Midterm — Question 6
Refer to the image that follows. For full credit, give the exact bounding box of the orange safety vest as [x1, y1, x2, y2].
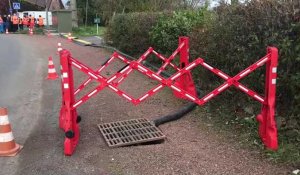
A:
[23, 17, 29, 25]
[12, 16, 18, 25]
[30, 17, 35, 24]
[38, 17, 44, 26]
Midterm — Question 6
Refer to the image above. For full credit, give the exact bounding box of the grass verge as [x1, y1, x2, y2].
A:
[72, 26, 106, 37]
[195, 102, 300, 167]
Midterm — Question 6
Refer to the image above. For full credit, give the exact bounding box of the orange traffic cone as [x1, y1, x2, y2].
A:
[47, 30, 51, 37]
[30, 29, 33, 35]
[57, 43, 62, 55]
[67, 33, 72, 42]
[5, 29, 8, 34]
[0, 107, 23, 157]
[46, 56, 59, 80]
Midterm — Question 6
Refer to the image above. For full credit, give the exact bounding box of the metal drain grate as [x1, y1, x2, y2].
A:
[98, 118, 165, 147]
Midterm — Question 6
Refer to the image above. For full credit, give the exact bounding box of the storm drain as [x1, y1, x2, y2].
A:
[98, 118, 166, 147]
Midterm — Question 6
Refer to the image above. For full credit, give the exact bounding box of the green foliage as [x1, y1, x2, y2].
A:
[104, 0, 300, 165]
[105, 12, 160, 56]
[72, 26, 106, 37]
[189, 0, 300, 164]
[150, 8, 211, 54]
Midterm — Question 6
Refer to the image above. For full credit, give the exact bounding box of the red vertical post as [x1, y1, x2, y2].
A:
[60, 50, 80, 156]
[256, 47, 278, 150]
[173, 37, 197, 99]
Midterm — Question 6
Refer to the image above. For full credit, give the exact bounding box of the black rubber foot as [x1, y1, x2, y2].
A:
[76, 115, 82, 123]
[65, 130, 75, 138]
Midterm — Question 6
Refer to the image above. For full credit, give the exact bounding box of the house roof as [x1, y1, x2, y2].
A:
[24, 0, 64, 9]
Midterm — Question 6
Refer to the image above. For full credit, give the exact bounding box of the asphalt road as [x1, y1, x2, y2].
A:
[0, 34, 107, 175]
[0, 34, 46, 175]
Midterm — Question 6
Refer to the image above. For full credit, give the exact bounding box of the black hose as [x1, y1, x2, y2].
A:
[152, 90, 200, 127]
[152, 101, 198, 127]
[90, 42, 200, 126]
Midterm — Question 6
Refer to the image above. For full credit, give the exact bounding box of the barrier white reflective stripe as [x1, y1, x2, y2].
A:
[88, 89, 98, 97]
[272, 67, 277, 73]
[238, 85, 249, 92]
[218, 72, 229, 79]
[49, 61, 54, 65]
[170, 63, 177, 68]
[152, 74, 162, 81]
[107, 75, 117, 83]
[0, 115, 9, 125]
[73, 100, 83, 108]
[57, 48, 62, 51]
[153, 85, 163, 92]
[171, 85, 181, 92]
[239, 69, 251, 78]
[88, 72, 98, 79]
[204, 94, 214, 101]
[159, 55, 166, 60]
[203, 63, 213, 70]
[118, 56, 126, 62]
[218, 84, 229, 92]
[74, 89, 80, 95]
[185, 94, 196, 101]
[64, 83, 69, 89]
[117, 77, 125, 83]
[144, 50, 150, 56]
[254, 95, 264, 102]
[171, 51, 177, 58]
[272, 79, 276, 84]
[99, 66, 106, 72]
[108, 85, 118, 92]
[185, 63, 196, 71]
[122, 94, 132, 101]
[0, 132, 14, 142]
[48, 69, 56, 73]
[63, 73, 68, 78]
[84, 79, 91, 86]
[178, 43, 184, 49]
[171, 72, 182, 80]
[126, 69, 133, 75]
[137, 65, 147, 72]
[58, 43, 62, 46]
[72, 62, 82, 69]
[139, 94, 149, 101]
[257, 57, 268, 66]
[120, 66, 130, 74]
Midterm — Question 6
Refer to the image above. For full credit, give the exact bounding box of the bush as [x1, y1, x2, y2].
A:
[150, 8, 211, 54]
[190, 0, 300, 153]
[105, 12, 160, 56]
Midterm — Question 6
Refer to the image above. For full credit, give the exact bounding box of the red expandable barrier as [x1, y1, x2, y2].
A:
[59, 37, 278, 155]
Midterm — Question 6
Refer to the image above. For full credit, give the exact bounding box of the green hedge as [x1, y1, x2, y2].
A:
[149, 9, 211, 54]
[105, 1, 300, 164]
[105, 12, 160, 56]
[190, 0, 300, 140]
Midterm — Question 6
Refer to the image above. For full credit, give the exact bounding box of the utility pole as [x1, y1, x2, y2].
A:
[70, 0, 78, 27]
[8, 0, 12, 14]
[46, 0, 53, 29]
[85, 0, 88, 28]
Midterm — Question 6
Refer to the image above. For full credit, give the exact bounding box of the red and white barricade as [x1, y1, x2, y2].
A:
[59, 37, 278, 155]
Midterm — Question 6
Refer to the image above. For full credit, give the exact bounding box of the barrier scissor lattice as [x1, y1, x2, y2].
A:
[59, 37, 278, 156]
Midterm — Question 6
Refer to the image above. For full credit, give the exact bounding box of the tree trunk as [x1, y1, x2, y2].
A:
[70, 0, 78, 27]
